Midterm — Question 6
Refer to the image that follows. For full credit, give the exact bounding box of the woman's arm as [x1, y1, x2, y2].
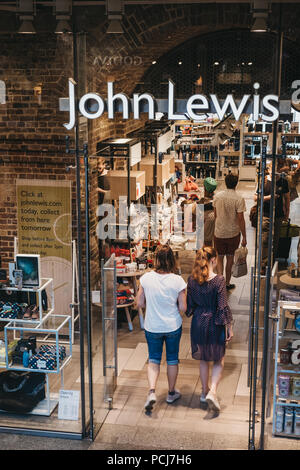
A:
[177, 289, 187, 314]
[136, 285, 146, 309]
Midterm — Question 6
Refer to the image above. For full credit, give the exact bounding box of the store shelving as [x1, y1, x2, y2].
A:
[0, 275, 72, 416]
[0, 278, 54, 323]
[272, 301, 300, 438]
[0, 314, 73, 417]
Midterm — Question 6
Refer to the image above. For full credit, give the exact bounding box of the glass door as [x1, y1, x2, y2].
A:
[101, 256, 118, 409]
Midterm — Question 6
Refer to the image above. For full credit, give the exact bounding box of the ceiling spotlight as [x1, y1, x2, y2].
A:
[152, 61, 157, 65]
[214, 61, 219, 66]
[251, 1, 269, 33]
[178, 61, 182, 65]
[18, 0, 36, 34]
[248, 62, 253, 66]
[106, 0, 124, 34]
[54, 0, 72, 34]
[251, 16, 268, 32]
[55, 18, 72, 33]
[18, 18, 36, 34]
[106, 19, 124, 34]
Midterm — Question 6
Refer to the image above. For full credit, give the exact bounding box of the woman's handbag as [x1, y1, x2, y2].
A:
[249, 204, 257, 228]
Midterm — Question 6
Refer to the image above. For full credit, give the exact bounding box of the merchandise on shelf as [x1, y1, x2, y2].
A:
[0, 370, 46, 414]
[28, 345, 66, 371]
[12, 336, 37, 365]
[0, 301, 25, 320]
[117, 289, 135, 306]
[274, 403, 300, 436]
[0, 340, 18, 367]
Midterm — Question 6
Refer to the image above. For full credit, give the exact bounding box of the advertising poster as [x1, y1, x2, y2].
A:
[16, 180, 72, 315]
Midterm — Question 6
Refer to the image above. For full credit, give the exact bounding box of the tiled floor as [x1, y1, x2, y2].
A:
[89, 180, 300, 451]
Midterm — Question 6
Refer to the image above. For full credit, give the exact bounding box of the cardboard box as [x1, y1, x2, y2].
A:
[105, 170, 145, 200]
[139, 158, 170, 186]
[164, 154, 175, 174]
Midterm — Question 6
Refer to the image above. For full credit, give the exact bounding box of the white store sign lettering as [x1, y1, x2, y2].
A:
[63, 78, 300, 130]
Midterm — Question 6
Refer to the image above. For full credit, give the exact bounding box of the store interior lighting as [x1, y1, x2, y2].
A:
[18, 18, 36, 33]
[18, 0, 36, 34]
[54, 0, 72, 34]
[250, 1, 269, 32]
[106, 0, 124, 34]
[251, 15, 268, 32]
[106, 18, 124, 34]
[55, 18, 72, 33]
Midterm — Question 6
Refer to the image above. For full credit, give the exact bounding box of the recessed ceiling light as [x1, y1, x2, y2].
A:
[214, 61, 219, 66]
[248, 62, 253, 66]
[178, 61, 182, 65]
[152, 60, 157, 65]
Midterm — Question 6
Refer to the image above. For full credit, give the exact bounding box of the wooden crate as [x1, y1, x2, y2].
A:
[104, 170, 145, 200]
[139, 158, 170, 186]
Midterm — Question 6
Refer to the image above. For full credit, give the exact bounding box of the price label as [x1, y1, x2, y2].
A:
[58, 390, 80, 421]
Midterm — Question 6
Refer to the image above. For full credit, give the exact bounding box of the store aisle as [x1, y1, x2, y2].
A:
[90, 182, 257, 450]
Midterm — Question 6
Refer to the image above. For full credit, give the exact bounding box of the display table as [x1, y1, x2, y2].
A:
[94, 302, 135, 332]
[117, 269, 152, 330]
[280, 274, 300, 288]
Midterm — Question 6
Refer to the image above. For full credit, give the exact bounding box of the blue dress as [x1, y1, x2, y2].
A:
[187, 275, 232, 362]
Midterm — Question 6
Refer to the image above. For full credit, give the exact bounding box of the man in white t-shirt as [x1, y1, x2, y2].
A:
[213, 173, 247, 290]
[136, 245, 187, 413]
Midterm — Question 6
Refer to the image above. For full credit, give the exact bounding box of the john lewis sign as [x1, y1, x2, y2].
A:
[63, 78, 300, 130]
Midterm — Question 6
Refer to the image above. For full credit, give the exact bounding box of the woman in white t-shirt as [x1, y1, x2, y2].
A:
[137, 245, 187, 413]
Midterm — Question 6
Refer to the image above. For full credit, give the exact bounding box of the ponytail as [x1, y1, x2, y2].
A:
[192, 246, 217, 285]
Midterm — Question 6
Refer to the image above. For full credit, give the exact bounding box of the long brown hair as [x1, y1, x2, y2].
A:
[192, 246, 217, 285]
[155, 245, 176, 273]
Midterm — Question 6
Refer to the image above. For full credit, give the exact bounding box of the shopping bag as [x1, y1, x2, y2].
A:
[232, 246, 248, 278]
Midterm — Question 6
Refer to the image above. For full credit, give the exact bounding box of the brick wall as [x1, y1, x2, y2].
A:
[1, 1, 300, 285]
[0, 33, 76, 268]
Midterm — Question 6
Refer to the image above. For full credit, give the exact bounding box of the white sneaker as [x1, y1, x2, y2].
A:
[166, 390, 181, 404]
[205, 390, 220, 412]
[144, 392, 156, 412]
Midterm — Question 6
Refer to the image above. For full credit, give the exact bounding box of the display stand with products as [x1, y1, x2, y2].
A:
[0, 314, 72, 416]
[272, 300, 300, 438]
[98, 137, 145, 255]
[0, 256, 73, 417]
[0, 278, 54, 324]
[128, 120, 175, 205]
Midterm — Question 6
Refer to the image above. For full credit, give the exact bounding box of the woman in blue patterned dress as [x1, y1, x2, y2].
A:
[187, 246, 233, 413]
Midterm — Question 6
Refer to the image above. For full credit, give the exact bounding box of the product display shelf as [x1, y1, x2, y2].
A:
[272, 301, 300, 438]
[0, 278, 54, 324]
[4, 314, 72, 374]
[0, 315, 72, 417]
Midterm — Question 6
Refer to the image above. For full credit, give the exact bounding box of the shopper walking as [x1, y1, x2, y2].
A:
[199, 177, 218, 246]
[136, 245, 187, 412]
[213, 173, 247, 290]
[254, 167, 290, 274]
[187, 246, 233, 414]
